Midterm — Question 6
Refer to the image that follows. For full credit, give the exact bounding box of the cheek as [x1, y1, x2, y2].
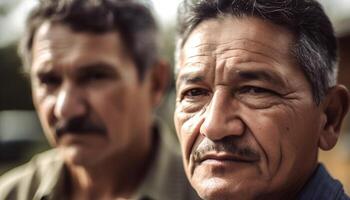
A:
[280, 109, 321, 164]
[246, 105, 321, 181]
[34, 94, 57, 144]
[34, 94, 54, 125]
[174, 107, 205, 166]
[92, 84, 152, 142]
[91, 84, 130, 120]
[174, 109, 190, 157]
[104, 88, 127, 112]
[244, 108, 293, 176]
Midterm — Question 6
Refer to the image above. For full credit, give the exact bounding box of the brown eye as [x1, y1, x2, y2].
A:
[38, 73, 62, 87]
[238, 86, 279, 96]
[77, 63, 120, 85]
[178, 87, 210, 113]
[234, 86, 283, 109]
[80, 71, 111, 83]
[182, 88, 210, 100]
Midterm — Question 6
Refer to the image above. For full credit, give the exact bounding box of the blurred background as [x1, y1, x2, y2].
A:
[0, 0, 349, 193]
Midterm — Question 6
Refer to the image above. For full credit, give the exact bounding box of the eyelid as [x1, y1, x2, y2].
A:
[37, 72, 61, 84]
[81, 70, 108, 78]
[180, 87, 210, 100]
[76, 70, 116, 84]
[80, 67, 118, 79]
[236, 85, 280, 96]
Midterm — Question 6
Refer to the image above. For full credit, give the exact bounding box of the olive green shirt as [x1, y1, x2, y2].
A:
[0, 123, 200, 200]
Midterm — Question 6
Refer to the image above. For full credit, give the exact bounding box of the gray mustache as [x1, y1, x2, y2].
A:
[192, 136, 260, 163]
[55, 116, 107, 138]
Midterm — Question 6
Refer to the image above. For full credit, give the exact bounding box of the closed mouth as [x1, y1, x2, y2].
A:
[199, 152, 260, 163]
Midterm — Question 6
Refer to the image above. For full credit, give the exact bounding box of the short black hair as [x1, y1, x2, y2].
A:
[176, 0, 338, 104]
[19, 0, 159, 80]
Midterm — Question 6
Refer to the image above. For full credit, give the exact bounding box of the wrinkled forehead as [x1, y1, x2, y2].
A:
[30, 21, 134, 76]
[175, 16, 295, 75]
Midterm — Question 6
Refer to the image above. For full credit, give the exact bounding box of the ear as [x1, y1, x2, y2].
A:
[149, 59, 170, 108]
[319, 85, 350, 150]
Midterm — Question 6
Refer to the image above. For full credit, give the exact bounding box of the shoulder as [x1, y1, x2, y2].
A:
[135, 121, 200, 200]
[298, 164, 350, 200]
[0, 149, 63, 199]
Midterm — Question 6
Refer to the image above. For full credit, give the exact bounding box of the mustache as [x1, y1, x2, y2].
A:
[55, 116, 107, 138]
[192, 136, 260, 164]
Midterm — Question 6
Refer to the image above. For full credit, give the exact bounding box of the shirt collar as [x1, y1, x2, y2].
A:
[35, 121, 190, 200]
[297, 163, 346, 200]
[33, 149, 67, 200]
[132, 120, 186, 200]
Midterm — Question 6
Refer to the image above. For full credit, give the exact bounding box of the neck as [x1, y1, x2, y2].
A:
[260, 162, 319, 200]
[66, 132, 157, 200]
[69, 165, 142, 199]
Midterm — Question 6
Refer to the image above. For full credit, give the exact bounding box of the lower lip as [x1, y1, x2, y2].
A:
[59, 133, 103, 143]
[58, 131, 103, 138]
[193, 159, 257, 177]
[201, 159, 252, 166]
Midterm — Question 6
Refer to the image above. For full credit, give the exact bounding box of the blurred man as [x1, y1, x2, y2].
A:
[0, 0, 200, 199]
[174, 0, 350, 199]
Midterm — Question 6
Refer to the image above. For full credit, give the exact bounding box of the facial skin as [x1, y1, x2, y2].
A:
[174, 16, 333, 200]
[31, 22, 159, 169]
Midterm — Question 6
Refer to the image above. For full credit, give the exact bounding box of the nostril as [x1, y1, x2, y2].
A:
[200, 114, 246, 141]
[228, 117, 246, 136]
[199, 126, 206, 137]
[199, 117, 221, 140]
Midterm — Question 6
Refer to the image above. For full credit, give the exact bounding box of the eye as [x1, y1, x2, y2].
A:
[181, 88, 210, 100]
[37, 73, 61, 87]
[234, 86, 283, 109]
[87, 71, 109, 80]
[237, 86, 279, 96]
[79, 70, 114, 84]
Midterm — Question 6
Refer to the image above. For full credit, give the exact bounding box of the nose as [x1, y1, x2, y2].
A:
[54, 83, 87, 121]
[200, 90, 245, 141]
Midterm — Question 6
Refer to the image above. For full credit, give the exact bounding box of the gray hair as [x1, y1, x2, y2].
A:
[176, 0, 338, 104]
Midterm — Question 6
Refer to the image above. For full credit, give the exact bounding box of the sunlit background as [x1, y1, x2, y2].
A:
[0, 0, 350, 193]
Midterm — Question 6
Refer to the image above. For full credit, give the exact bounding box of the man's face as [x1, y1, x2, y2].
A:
[31, 22, 155, 167]
[174, 16, 325, 200]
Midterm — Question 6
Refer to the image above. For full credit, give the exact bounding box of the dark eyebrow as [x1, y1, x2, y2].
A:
[237, 70, 286, 86]
[176, 74, 205, 88]
[78, 62, 116, 71]
[33, 62, 55, 77]
[34, 62, 117, 76]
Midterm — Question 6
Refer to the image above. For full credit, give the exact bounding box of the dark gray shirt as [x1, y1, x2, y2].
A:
[298, 164, 349, 200]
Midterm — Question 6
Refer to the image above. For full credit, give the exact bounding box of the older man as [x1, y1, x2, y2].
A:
[174, 0, 350, 199]
[0, 0, 200, 199]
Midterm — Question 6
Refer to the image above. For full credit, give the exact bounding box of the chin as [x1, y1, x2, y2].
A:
[60, 146, 101, 167]
[193, 177, 261, 200]
[195, 178, 233, 200]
